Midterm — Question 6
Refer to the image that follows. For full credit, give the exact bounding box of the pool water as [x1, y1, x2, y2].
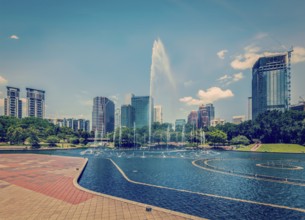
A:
[2, 148, 305, 219]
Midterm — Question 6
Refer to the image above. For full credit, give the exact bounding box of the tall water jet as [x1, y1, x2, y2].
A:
[94, 129, 98, 146]
[149, 38, 175, 144]
[166, 125, 170, 149]
[119, 125, 122, 148]
[182, 125, 185, 143]
[133, 122, 136, 148]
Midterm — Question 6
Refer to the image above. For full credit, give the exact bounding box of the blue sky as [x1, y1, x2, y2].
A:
[1, 0, 305, 123]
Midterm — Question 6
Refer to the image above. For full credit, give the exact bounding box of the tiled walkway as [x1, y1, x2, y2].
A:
[0, 154, 204, 220]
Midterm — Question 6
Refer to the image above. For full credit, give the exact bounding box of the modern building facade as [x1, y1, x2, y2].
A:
[248, 97, 252, 120]
[187, 110, 198, 128]
[121, 104, 135, 128]
[26, 88, 45, 118]
[175, 119, 186, 130]
[4, 86, 22, 118]
[252, 54, 289, 119]
[153, 105, 163, 124]
[92, 97, 115, 137]
[131, 95, 153, 129]
[197, 103, 214, 128]
[115, 108, 121, 130]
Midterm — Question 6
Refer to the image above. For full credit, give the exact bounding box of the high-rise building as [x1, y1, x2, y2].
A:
[115, 108, 121, 130]
[248, 97, 252, 120]
[4, 86, 22, 118]
[187, 110, 198, 128]
[197, 103, 214, 128]
[26, 88, 45, 118]
[92, 97, 115, 137]
[131, 95, 153, 129]
[197, 105, 209, 128]
[205, 103, 215, 125]
[252, 54, 290, 119]
[153, 105, 163, 123]
[121, 104, 135, 128]
[175, 119, 186, 130]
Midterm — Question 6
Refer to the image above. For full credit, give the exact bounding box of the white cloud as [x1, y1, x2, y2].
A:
[231, 45, 305, 70]
[217, 49, 228, 59]
[179, 87, 234, 105]
[80, 99, 92, 106]
[255, 32, 268, 40]
[218, 72, 244, 85]
[231, 45, 261, 70]
[217, 74, 231, 81]
[0, 76, 8, 85]
[183, 80, 194, 87]
[291, 47, 305, 64]
[232, 72, 244, 82]
[9, 35, 19, 40]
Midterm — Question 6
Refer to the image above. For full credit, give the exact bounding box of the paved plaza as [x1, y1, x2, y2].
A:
[0, 154, 203, 220]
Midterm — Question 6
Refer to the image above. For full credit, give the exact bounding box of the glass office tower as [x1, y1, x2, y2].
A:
[252, 54, 288, 119]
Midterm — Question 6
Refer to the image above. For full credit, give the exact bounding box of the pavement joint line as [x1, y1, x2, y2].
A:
[107, 158, 305, 214]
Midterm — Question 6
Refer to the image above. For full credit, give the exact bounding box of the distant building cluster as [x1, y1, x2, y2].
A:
[4, 86, 45, 119]
[187, 104, 215, 128]
[48, 118, 90, 132]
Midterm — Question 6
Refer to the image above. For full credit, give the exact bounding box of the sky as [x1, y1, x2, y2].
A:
[1, 0, 305, 123]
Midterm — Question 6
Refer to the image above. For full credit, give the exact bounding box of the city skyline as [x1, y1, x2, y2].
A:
[1, 0, 305, 123]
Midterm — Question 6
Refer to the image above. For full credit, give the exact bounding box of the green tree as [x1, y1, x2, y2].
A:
[207, 129, 227, 145]
[46, 135, 60, 147]
[26, 127, 40, 148]
[231, 135, 250, 146]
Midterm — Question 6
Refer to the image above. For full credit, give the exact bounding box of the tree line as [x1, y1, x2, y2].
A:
[0, 116, 91, 147]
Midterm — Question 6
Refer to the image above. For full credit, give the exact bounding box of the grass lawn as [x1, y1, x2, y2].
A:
[237, 143, 305, 153]
[236, 144, 255, 151]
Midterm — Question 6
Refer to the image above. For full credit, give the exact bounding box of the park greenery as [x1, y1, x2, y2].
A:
[0, 110, 305, 149]
[0, 116, 91, 148]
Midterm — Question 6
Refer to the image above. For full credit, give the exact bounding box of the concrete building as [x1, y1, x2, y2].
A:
[26, 88, 45, 118]
[4, 86, 22, 118]
[210, 118, 226, 127]
[252, 53, 291, 119]
[48, 118, 90, 132]
[153, 105, 163, 124]
[92, 97, 115, 137]
[131, 95, 153, 129]
[232, 115, 246, 125]
[121, 104, 135, 128]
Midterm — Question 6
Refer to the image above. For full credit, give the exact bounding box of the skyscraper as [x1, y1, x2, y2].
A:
[92, 97, 114, 137]
[4, 86, 22, 118]
[153, 105, 163, 123]
[26, 88, 45, 118]
[252, 54, 290, 119]
[131, 95, 153, 129]
[197, 103, 214, 128]
[187, 110, 198, 128]
[121, 104, 135, 128]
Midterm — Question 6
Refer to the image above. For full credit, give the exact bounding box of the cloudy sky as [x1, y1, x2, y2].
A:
[1, 0, 305, 123]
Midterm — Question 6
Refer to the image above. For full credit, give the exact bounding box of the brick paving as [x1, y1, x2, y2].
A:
[0, 154, 204, 220]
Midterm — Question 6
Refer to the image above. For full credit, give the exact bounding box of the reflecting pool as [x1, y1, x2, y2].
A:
[2, 147, 305, 219]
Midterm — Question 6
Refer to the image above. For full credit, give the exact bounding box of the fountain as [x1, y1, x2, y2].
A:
[119, 125, 122, 148]
[166, 125, 170, 149]
[149, 38, 175, 145]
[133, 122, 136, 148]
[182, 124, 185, 143]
